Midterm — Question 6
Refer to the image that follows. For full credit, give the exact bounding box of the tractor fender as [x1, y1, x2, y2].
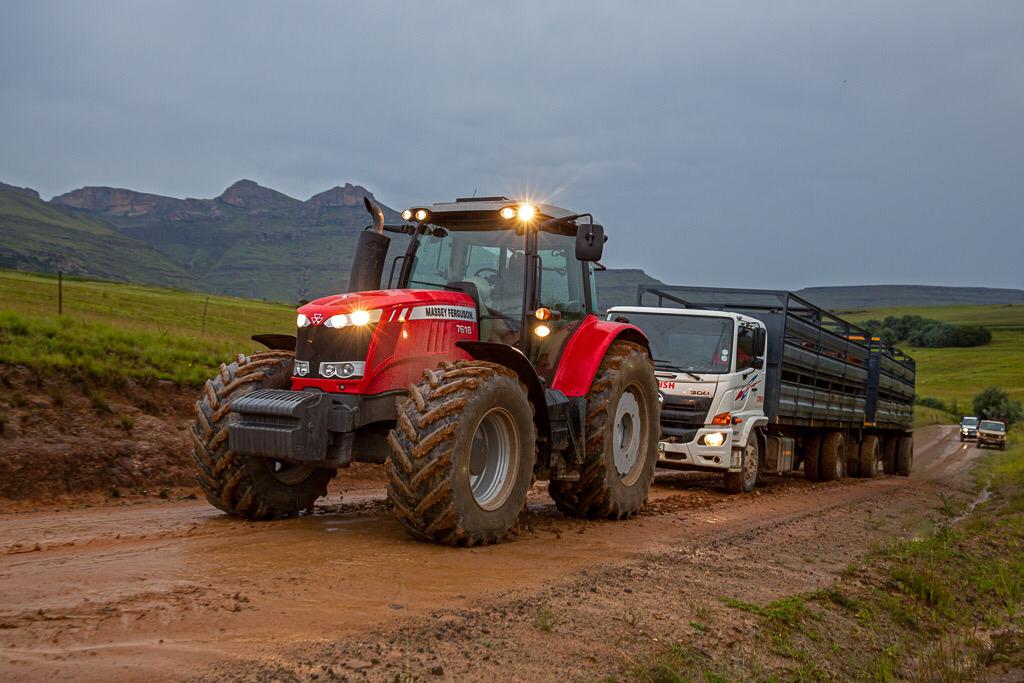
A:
[454, 341, 550, 435]
[251, 334, 296, 351]
[551, 315, 651, 398]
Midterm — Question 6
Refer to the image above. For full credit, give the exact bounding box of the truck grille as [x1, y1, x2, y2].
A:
[660, 395, 712, 442]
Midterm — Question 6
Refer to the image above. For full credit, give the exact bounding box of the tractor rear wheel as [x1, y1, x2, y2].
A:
[190, 351, 334, 519]
[387, 361, 536, 546]
[549, 341, 659, 519]
[858, 435, 880, 478]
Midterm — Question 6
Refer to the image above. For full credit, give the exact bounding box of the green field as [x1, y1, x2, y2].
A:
[1, 269, 1022, 401]
[845, 304, 1024, 410]
[0, 270, 294, 385]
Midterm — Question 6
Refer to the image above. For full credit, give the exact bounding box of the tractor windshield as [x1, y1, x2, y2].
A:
[405, 227, 587, 346]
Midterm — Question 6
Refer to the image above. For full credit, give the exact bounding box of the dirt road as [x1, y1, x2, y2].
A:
[0, 425, 978, 681]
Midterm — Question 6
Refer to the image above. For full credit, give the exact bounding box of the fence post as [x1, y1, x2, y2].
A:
[58, 271, 63, 315]
[201, 296, 210, 336]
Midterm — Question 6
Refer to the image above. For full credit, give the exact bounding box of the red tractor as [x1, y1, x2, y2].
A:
[191, 196, 660, 545]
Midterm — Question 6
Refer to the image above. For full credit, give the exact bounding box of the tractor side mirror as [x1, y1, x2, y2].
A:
[575, 223, 605, 261]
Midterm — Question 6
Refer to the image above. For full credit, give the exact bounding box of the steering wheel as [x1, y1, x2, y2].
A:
[472, 266, 499, 278]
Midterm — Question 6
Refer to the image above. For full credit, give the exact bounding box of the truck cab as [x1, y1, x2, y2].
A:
[607, 306, 769, 491]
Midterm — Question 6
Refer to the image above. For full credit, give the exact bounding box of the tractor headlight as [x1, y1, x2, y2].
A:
[702, 432, 726, 448]
[325, 314, 348, 328]
[319, 361, 366, 379]
[297, 313, 310, 327]
[349, 310, 371, 326]
[324, 309, 381, 328]
[294, 360, 309, 377]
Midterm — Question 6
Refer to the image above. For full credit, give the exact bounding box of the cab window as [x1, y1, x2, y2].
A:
[736, 325, 756, 371]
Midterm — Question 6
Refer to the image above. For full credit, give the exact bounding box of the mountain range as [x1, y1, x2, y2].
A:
[1, 179, 1021, 310]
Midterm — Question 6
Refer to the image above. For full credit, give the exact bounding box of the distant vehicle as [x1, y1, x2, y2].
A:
[960, 416, 979, 442]
[976, 420, 1007, 450]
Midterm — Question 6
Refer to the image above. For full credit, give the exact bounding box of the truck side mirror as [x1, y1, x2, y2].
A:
[754, 326, 767, 356]
[575, 223, 605, 261]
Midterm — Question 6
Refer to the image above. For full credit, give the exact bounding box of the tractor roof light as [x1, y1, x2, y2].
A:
[401, 209, 413, 221]
[499, 206, 516, 220]
[414, 208, 429, 222]
[516, 203, 536, 222]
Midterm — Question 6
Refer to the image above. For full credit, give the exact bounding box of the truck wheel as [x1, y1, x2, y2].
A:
[190, 351, 334, 519]
[858, 435, 880, 478]
[387, 361, 536, 546]
[846, 437, 862, 477]
[882, 435, 898, 474]
[803, 433, 822, 481]
[818, 431, 846, 482]
[549, 341, 659, 519]
[896, 435, 914, 476]
[724, 433, 760, 494]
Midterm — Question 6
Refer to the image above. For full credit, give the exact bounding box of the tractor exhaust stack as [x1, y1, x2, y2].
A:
[348, 197, 391, 292]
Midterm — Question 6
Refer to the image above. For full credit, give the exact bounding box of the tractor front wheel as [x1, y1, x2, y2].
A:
[549, 341, 659, 519]
[190, 351, 334, 519]
[387, 361, 536, 546]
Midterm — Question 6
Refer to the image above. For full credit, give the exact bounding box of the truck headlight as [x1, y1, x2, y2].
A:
[702, 432, 726, 448]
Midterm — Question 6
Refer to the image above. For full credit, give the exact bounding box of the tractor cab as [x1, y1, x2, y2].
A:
[394, 197, 602, 379]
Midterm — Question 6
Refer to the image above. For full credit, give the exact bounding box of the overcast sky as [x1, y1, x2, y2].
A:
[1, 1, 1021, 289]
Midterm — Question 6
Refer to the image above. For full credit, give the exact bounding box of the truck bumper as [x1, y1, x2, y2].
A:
[228, 389, 399, 467]
[658, 428, 737, 471]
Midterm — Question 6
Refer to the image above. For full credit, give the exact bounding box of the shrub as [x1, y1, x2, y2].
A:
[861, 315, 992, 348]
[972, 387, 1023, 427]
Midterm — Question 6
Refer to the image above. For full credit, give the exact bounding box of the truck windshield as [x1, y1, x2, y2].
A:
[615, 312, 734, 374]
[962, 417, 978, 426]
[979, 421, 1005, 432]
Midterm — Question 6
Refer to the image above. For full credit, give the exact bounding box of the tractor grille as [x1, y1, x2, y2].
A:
[295, 324, 376, 377]
[660, 394, 713, 442]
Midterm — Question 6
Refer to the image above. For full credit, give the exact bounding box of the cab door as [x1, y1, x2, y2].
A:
[528, 232, 589, 382]
[732, 322, 766, 421]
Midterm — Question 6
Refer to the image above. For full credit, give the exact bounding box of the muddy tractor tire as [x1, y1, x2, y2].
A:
[881, 435, 899, 475]
[190, 351, 335, 519]
[387, 361, 536, 546]
[858, 435, 880, 478]
[818, 431, 847, 482]
[896, 435, 914, 476]
[803, 432, 822, 481]
[725, 431, 760, 494]
[549, 341, 660, 519]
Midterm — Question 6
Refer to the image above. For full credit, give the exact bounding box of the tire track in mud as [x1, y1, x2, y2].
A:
[0, 426, 967, 682]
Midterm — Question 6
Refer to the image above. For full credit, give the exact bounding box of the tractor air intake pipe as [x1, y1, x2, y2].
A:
[348, 196, 391, 292]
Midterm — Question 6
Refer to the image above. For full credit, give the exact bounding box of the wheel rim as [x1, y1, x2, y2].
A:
[613, 385, 645, 485]
[743, 440, 758, 487]
[268, 460, 316, 486]
[469, 407, 520, 511]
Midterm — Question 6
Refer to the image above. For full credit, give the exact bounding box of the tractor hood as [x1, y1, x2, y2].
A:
[298, 289, 477, 321]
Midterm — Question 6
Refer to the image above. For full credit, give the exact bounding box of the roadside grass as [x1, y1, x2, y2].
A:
[0, 270, 294, 386]
[913, 405, 956, 428]
[625, 430, 1024, 682]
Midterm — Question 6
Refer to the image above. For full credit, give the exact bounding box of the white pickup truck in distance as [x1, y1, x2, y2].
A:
[607, 306, 769, 493]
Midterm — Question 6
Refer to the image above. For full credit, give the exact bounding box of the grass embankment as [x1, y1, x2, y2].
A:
[0, 270, 293, 386]
[630, 432, 1024, 682]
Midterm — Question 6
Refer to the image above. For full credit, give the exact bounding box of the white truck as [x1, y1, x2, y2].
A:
[609, 286, 917, 492]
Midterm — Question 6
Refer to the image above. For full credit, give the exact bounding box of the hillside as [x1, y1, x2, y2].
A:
[797, 284, 1024, 310]
[51, 180, 409, 302]
[0, 187, 194, 290]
